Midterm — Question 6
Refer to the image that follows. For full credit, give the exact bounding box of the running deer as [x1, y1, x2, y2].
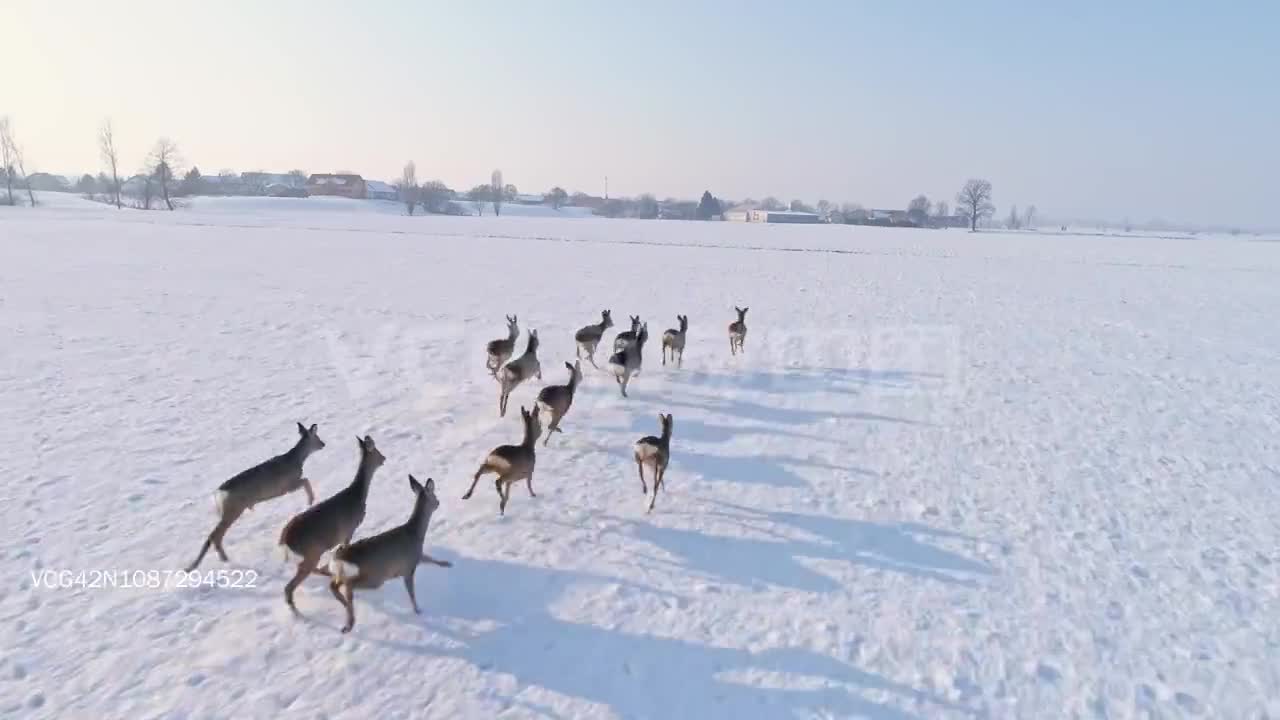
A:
[498, 330, 541, 416]
[728, 306, 749, 355]
[612, 315, 642, 352]
[185, 422, 325, 572]
[635, 414, 674, 512]
[462, 405, 541, 516]
[573, 310, 613, 368]
[607, 322, 648, 397]
[327, 475, 452, 633]
[279, 435, 385, 612]
[485, 315, 520, 377]
[661, 314, 688, 367]
[536, 360, 583, 445]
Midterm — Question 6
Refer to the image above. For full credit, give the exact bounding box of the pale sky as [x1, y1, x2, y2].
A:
[8, 1, 1278, 227]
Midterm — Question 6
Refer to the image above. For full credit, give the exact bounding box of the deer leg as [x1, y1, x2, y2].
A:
[729, 337, 735, 355]
[209, 507, 245, 563]
[637, 461, 647, 494]
[284, 555, 319, 613]
[187, 515, 232, 572]
[404, 572, 421, 614]
[421, 552, 452, 568]
[497, 476, 512, 515]
[620, 375, 629, 398]
[340, 583, 356, 633]
[587, 346, 598, 368]
[662, 346, 667, 366]
[301, 478, 315, 505]
[526, 470, 536, 498]
[463, 464, 488, 499]
[328, 577, 348, 608]
[499, 389, 507, 417]
[678, 349, 683, 368]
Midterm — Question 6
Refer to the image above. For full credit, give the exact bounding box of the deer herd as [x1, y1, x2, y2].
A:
[186, 305, 748, 632]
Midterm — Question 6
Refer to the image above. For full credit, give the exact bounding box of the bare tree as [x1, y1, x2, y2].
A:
[816, 199, 832, 219]
[759, 196, 785, 211]
[138, 173, 154, 210]
[98, 120, 123, 209]
[933, 200, 949, 218]
[0, 117, 18, 206]
[148, 138, 181, 210]
[1006, 205, 1020, 230]
[1024, 205, 1037, 229]
[490, 169, 503, 216]
[547, 186, 568, 209]
[907, 195, 932, 225]
[468, 184, 491, 215]
[399, 161, 419, 215]
[420, 180, 451, 214]
[956, 179, 994, 232]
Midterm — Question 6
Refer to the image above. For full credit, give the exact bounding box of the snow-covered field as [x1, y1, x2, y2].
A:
[3, 194, 1279, 719]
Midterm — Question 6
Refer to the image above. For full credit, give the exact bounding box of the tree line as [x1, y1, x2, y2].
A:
[1, 114, 1030, 230]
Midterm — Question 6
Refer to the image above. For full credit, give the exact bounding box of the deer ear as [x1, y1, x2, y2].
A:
[409, 474, 423, 493]
[424, 477, 435, 492]
[297, 422, 307, 435]
[309, 423, 318, 433]
[356, 436, 365, 450]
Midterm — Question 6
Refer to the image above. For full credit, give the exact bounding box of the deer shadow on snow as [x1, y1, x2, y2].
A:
[637, 387, 926, 429]
[344, 551, 977, 720]
[626, 504, 995, 594]
[675, 367, 940, 399]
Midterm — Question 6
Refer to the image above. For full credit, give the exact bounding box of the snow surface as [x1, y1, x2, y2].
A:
[2, 194, 1279, 718]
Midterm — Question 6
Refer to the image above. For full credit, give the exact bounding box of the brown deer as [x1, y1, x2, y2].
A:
[635, 414, 674, 512]
[536, 360, 583, 445]
[607, 322, 648, 397]
[498, 330, 541, 416]
[279, 435, 385, 613]
[728, 306, 749, 355]
[485, 315, 519, 377]
[328, 475, 451, 633]
[612, 315, 642, 352]
[462, 406, 541, 516]
[573, 310, 613, 368]
[661, 315, 688, 367]
[186, 422, 325, 572]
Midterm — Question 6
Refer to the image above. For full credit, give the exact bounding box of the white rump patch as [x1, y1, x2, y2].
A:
[635, 442, 660, 462]
[330, 558, 359, 580]
[485, 455, 513, 474]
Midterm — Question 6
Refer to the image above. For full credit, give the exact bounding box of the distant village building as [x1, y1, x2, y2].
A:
[241, 172, 306, 194]
[513, 193, 545, 205]
[725, 204, 821, 224]
[365, 180, 397, 201]
[306, 173, 366, 199]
